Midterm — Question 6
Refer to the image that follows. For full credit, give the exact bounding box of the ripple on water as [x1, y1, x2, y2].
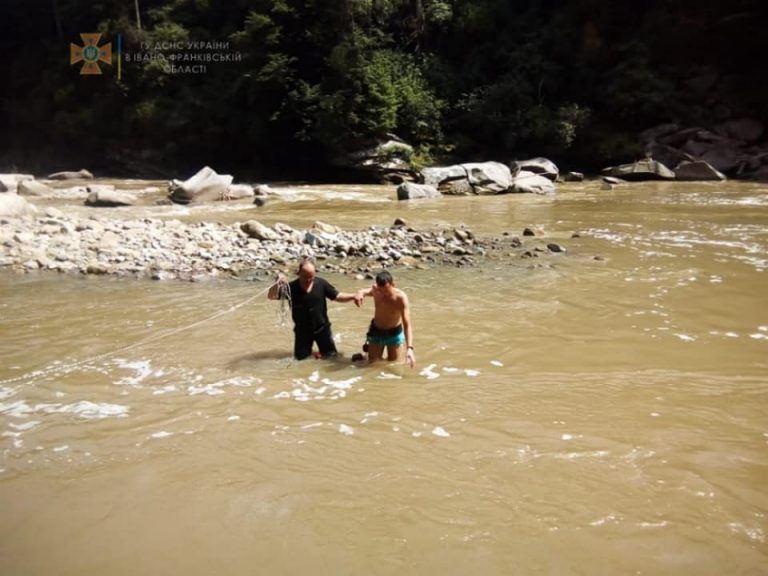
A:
[0, 400, 129, 419]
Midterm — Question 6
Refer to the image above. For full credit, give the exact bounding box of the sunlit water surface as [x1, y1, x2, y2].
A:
[1, 181, 767, 575]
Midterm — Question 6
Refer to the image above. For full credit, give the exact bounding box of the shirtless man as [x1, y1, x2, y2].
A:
[356, 271, 415, 368]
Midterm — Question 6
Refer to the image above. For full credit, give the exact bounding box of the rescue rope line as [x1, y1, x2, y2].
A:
[0, 282, 277, 388]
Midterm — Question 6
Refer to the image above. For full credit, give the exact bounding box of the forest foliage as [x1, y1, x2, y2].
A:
[1, 0, 765, 178]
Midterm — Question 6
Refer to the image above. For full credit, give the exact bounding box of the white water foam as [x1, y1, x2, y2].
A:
[0, 400, 128, 419]
[9, 420, 40, 431]
[420, 364, 440, 379]
[675, 333, 697, 342]
[321, 376, 362, 390]
[112, 359, 154, 387]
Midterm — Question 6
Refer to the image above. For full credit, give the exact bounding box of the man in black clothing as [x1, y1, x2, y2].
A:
[267, 259, 362, 359]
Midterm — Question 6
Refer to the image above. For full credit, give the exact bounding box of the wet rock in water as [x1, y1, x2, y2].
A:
[601, 176, 626, 190]
[396, 182, 440, 201]
[523, 227, 536, 236]
[227, 184, 255, 199]
[17, 180, 54, 196]
[510, 157, 559, 181]
[547, 243, 566, 253]
[464, 162, 513, 194]
[601, 159, 675, 181]
[85, 188, 138, 207]
[168, 166, 233, 204]
[0, 173, 34, 193]
[47, 169, 94, 180]
[86, 262, 109, 275]
[563, 172, 585, 182]
[509, 171, 556, 194]
[674, 160, 726, 181]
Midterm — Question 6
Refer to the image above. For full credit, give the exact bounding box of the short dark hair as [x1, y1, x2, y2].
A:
[375, 270, 393, 286]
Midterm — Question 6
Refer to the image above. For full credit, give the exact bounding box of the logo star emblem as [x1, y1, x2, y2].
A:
[70, 33, 112, 75]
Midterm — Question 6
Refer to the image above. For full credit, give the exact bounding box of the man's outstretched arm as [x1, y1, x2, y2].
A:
[335, 290, 364, 307]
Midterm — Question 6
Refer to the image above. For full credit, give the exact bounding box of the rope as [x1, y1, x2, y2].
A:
[0, 282, 278, 388]
[275, 276, 292, 327]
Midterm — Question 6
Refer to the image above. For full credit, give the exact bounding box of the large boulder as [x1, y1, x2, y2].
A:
[332, 135, 415, 182]
[17, 179, 54, 196]
[510, 157, 559, 181]
[602, 159, 675, 180]
[85, 188, 138, 207]
[311, 221, 342, 234]
[700, 144, 744, 173]
[643, 142, 695, 170]
[396, 182, 441, 201]
[169, 166, 234, 204]
[0, 173, 34, 193]
[674, 160, 726, 181]
[421, 165, 467, 187]
[562, 172, 584, 182]
[509, 171, 556, 194]
[464, 162, 513, 194]
[226, 184, 255, 200]
[639, 122, 766, 177]
[47, 169, 94, 180]
[0, 193, 38, 217]
[419, 160, 559, 194]
[440, 179, 474, 196]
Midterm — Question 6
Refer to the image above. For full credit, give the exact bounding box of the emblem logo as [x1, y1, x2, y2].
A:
[70, 33, 112, 75]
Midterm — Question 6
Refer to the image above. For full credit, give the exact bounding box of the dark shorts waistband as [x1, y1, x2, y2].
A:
[367, 321, 403, 338]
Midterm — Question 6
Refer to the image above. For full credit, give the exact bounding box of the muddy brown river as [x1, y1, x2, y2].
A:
[1, 180, 766, 574]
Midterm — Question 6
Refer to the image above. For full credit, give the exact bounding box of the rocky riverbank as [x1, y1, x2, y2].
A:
[0, 207, 573, 282]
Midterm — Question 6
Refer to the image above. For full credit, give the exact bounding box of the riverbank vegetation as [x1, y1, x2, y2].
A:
[2, 0, 765, 179]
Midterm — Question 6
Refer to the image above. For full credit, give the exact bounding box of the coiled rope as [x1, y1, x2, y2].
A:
[275, 275, 292, 327]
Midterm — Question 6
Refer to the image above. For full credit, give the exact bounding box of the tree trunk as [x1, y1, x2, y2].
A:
[409, 0, 425, 48]
[134, 0, 142, 31]
[51, 0, 63, 40]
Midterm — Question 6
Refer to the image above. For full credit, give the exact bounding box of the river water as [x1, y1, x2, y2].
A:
[1, 181, 767, 575]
